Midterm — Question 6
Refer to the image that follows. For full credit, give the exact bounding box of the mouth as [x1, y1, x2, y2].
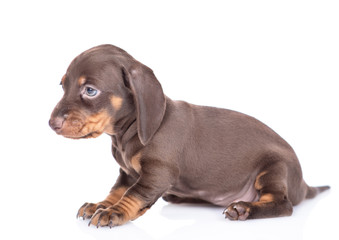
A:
[50, 110, 111, 139]
[63, 131, 101, 139]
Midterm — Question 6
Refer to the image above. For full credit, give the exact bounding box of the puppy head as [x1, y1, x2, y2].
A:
[49, 44, 166, 145]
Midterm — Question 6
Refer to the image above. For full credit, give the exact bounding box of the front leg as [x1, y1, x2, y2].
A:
[77, 168, 136, 220]
[89, 159, 178, 227]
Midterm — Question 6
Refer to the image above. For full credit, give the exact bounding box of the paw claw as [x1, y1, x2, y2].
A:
[109, 220, 114, 228]
[77, 202, 88, 219]
[78, 202, 107, 221]
[96, 215, 103, 228]
[86, 207, 125, 228]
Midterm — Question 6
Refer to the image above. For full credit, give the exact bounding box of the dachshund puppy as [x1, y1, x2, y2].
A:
[49, 44, 329, 227]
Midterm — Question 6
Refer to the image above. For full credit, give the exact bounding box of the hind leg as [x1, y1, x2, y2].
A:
[224, 162, 293, 220]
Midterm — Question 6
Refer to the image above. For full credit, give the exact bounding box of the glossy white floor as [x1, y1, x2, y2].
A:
[1, 1, 338, 239]
[1, 126, 336, 240]
[75, 192, 334, 240]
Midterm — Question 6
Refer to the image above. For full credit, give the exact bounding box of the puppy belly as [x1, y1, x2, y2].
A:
[166, 179, 259, 207]
[210, 186, 259, 206]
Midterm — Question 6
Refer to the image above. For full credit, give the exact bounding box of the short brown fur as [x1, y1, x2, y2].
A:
[49, 44, 329, 227]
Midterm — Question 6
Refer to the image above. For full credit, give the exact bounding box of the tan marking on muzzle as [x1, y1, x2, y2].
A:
[80, 111, 112, 137]
[60, 110, 112, 138]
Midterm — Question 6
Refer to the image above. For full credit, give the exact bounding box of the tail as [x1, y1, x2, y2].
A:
[306, 185, 330, 199]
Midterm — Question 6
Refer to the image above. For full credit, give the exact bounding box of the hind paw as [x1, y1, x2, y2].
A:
[223, 201, 251, 221]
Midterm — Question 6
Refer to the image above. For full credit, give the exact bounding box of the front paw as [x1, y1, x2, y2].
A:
[89, 207, 126, 228]
[76, 202, 108, 220]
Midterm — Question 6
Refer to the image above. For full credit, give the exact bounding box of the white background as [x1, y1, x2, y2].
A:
[0, 1, 338, 239]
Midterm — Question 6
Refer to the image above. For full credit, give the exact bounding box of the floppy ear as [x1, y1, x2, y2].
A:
[122, 63, 166, 145]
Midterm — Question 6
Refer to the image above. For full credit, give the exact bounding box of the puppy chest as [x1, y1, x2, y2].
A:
[112, 146, 141, 175]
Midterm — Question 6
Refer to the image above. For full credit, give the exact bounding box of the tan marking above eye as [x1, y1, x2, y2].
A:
[78, 75, 86, 86]
[61, 74, 67, 85]
[111, 95, 123, 110]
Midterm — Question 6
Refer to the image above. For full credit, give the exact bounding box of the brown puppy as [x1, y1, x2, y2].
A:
[49, 44, 329, 227]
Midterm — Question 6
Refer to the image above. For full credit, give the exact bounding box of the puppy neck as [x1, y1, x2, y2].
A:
[111, 117, 138, 151]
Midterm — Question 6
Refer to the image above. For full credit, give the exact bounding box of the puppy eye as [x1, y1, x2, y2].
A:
[85, 87, 98, 97]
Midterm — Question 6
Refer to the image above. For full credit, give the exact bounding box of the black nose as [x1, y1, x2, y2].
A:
[49, 117, 65, 133]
